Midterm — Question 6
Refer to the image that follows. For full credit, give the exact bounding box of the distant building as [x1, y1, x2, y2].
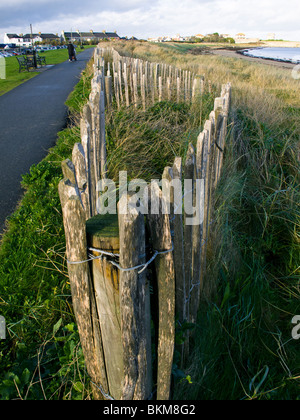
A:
[172, 34, 185, 42]
[235, 33, 246, 40]
[61, 30, 120, 43]
[148, 36, 172, 42]
[234, 33, 260, 43]
[4, 33, 32, 47]
[4, 32, 59, 46]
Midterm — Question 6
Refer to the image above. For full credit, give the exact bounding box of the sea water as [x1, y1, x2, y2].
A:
[243, 47, 300, 64]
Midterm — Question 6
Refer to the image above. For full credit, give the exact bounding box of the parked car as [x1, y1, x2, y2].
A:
[0, 52, 12, 57]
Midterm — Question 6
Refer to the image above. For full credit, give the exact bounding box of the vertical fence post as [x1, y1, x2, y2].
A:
[118, 60, 123, 105]
[133, 72, 138, 108]
[200, 120, 214, 296]
[141, 74, 146, 112]
[72, 143, 90, 220]
[146, 181, 175, 401]
[118, 193, 152, 400]
[172, 157, 185, 323]
[87, 214, 123, 400]
[104, 75, 112, 109]
[167, 77, 171, 101]
[58, 190, 108, 400]
[177, 76, 181, 102]
[81, 103, 96, 217]
[189, 132, 205, 324]
[158, 76, 162, 102]
[123, 63, 130, 107]
[183, 144, 196, 327]
[99, 90, 107, 179]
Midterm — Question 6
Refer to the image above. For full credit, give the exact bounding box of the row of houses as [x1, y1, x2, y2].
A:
[4, 30, 121, 47]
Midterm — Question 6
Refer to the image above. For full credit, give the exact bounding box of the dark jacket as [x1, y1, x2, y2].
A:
[67, 43, 75, 55]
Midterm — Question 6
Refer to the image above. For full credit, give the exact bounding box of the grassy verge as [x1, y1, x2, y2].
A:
[0, 46, 95, 97]
[0, 60, 94, 400]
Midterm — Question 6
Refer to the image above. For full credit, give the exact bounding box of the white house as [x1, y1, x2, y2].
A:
[4, 33, 59, 47]
[4, 34, 31, 46]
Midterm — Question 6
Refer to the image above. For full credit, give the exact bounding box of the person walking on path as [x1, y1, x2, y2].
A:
[67, 41, 77, 62]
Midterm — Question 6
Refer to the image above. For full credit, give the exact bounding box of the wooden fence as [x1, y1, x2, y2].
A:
[94, 46, 205, 110]
[58, 46, 231, 400]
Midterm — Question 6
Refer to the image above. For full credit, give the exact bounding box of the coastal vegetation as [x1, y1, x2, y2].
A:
[0, 41, 299, 400]
[192, 33, 235, 44]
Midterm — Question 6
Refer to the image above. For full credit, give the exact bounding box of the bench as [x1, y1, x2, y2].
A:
[16, 56, 32, 72]
[16, 54, 46, 72]
[36, 54, 46, 66]
[26, 54, 47, 67]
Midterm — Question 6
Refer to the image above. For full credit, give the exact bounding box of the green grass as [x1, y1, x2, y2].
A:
[174, 108, 300, 399]
[106, 99, 212, 181]
[0, 46, 95, 97]
[0, 62, 94, 400]
[0, 57, 36, 96]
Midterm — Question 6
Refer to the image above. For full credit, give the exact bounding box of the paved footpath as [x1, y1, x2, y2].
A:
[0, 47, 95, 234]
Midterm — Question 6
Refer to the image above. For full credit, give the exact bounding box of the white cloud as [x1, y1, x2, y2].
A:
[0, 0, 299, 41]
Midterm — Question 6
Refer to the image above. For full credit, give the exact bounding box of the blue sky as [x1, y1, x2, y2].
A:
[1, 0, 300, 42]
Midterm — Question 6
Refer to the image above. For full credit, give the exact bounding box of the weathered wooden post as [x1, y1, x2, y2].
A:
[85, 206, 153, 401]
[133, 72, 138, 108]
[114, 71, 120, 109]
[158, 76, 162, 102]
[118, 60, 123, 105]
[87, 214, 123, 400]
[183, 144, 196, 320]
[172, 157, 185, 323]
[58, 183, 108, 401]
[154, 63, 159, 101]
[123, 63, 130, 107]
[177, 76, 181, 102]
[118, 193, 152, 400]
[208, 80, 212, 94]
[150, 63, 155, 104]
[104, 75, 112, 108]
[167, 77, 171, 101]
[72, 143, 90, 220]
[190, 133, 205, 324]
[199, 120, 214, 295]
[145, 181, 175, 400]
[89, 90, 101, 186]
[192, 76, 203, 103]
[81, 103, 96, 217]
[141, 73, 146, 112]
[99, 90, 107, 179]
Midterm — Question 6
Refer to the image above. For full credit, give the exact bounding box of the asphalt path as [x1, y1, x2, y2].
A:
[0, 47, 95, 235]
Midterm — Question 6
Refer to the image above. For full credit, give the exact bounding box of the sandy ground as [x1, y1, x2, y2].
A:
[211, 49, 297, 70]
